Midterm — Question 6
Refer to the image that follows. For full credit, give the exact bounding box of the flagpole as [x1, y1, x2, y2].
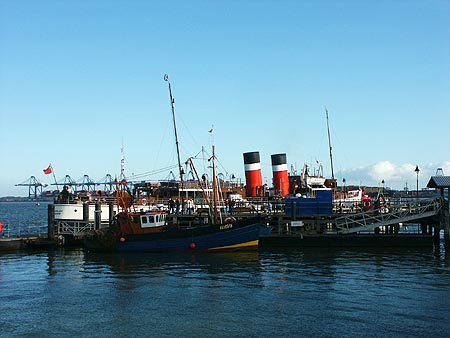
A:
[49, 164, 59, 191]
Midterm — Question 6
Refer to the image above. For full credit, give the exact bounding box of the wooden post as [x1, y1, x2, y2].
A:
[444, 219, 449, 246]
[47, 204, 55, 239]
[94, 202, 101, 230]
[83, 203, 89, 222]
[444, 190, 450, 247]
[433, 226, 440, 246]
[108, 202, 114, 225]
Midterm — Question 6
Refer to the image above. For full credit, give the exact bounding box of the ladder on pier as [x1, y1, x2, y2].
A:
[335, 197, 442, 234]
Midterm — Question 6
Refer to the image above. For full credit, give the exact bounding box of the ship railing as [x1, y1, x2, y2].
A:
[333, 200, 364, 213]
[335, 197, 442, 234]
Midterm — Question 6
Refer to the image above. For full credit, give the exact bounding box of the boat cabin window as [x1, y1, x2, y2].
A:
[140, 212, 166, 228]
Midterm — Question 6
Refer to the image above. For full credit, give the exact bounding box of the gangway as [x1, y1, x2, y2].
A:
[335, 197, 442, 234]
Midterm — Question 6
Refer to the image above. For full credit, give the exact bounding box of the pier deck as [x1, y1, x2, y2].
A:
[334, 197, 442, 234]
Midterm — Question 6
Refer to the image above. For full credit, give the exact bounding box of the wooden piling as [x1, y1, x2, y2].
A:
[94, 202, 101, 229]
[291, 201, 297, 220]
[47, 204, 55, 239]
[442, 189, 450, 247]
[433, 226, 440, 246]
[83, 203, 89, 222]
[108, 202, 114, 225]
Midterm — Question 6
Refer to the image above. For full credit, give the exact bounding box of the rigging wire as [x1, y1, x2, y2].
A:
[126, 164, 179, 181]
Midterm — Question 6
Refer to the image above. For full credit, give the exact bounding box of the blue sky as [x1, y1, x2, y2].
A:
[1, 0, 449, 197]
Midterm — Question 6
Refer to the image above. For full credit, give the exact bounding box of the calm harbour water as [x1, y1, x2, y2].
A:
[1, 202, 450, 338]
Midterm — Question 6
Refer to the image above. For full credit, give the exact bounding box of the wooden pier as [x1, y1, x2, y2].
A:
[426, 175, 450, 245]
[3, 187, 448, 252]
[44, 194, 449, 249]
[260, 195, 449, 248]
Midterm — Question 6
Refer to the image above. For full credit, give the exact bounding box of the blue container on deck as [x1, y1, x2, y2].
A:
[285, 190, 333, 216]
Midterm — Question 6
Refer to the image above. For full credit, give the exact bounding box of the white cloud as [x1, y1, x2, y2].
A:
[339, 160, 450, 190]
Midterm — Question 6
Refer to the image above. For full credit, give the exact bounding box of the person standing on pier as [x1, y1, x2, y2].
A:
[61, 185, 71, 204]
[168, 198, 175, 213]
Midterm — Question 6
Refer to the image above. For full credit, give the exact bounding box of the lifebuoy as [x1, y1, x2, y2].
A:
[224, 217, 236, 224]
[142, 198, 147, 205]
[363, 200, 372, 209]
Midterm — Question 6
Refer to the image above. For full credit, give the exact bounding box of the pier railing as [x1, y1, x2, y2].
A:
[0, 223, 48, 238]
[335, 197, 442, 234]
[55, 221, 97, 236]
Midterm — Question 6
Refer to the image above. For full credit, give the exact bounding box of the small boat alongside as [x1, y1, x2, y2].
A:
[84, 74, 262, 253]
[83, 206, 261, 252]
[84, 174, 262, 252]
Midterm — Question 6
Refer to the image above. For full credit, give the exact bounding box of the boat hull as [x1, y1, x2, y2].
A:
[84, 216, 262, 253]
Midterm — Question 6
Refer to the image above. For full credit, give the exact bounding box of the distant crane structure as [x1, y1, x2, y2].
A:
[98, 174, 115, 191]
[80, 175, 96, 192]
[62, 175, 76, 189]
[14, 176, 48, 199]
[16, 174, 116, 197]
[16, 145, 130, 198]
[56, 174, 116, 193]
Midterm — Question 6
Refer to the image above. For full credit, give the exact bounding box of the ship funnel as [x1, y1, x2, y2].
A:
[271, 153, 289, 196]
[243, 151, 263, 197]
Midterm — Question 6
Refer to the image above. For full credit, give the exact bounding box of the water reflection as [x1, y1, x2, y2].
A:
[1, 245, 450, 338]
[82, 250, 262, 278]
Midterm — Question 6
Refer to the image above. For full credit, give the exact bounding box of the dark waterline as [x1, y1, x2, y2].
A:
[1, 202, 450, 338]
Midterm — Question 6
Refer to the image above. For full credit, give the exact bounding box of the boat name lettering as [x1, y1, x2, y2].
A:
[220, 224, 233, 230]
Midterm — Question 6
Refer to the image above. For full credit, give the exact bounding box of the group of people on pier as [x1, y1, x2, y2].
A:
[168, 197, 195, 214]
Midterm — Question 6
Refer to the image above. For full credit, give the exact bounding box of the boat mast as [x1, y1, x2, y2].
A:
[186, 157, 211, 205]
[211, 144, 218, 224]
[325, 107, 335, 180]
[120, 139, 126, 181]
[164, 74, 184, 185]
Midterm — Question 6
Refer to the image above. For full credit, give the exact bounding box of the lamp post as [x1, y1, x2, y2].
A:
[381, 179, 385, 196]
[414, 165, 420, 199]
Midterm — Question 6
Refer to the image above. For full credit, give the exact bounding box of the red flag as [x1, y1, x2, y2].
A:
[43, 165, 53, 175]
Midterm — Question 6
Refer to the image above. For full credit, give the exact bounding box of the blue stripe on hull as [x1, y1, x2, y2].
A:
[116, 223, 260, 252]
